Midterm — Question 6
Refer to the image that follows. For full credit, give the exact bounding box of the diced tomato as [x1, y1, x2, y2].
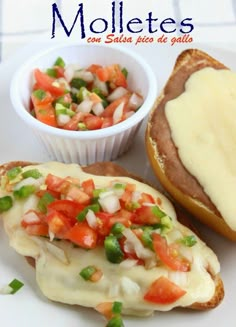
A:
[82, 179, 95, 197]
[107, 64, 127, 88]
[95, 302, 113, 320]
[84, 115, 103, 130]
[101, 94, 130, 118]
[54, 66, 65, 78]
[138, 193, 155, 205]
[32, 102, 57, 127]
[45, 174, 70, 194]
[65, 221, 98, 249]
[96, 212, 114, 236]
[36, 189, 60, 199]
[25, 223, 49, 236]
[46, 210, 75, 238]
[47, 199, 84, 220]
[31, 90, 54, 107]
[34, 69, 66, 97]
[152, 233, 190, 272]
[66, 186, 90, 205]
[87, 64, 102, 74]
[101, 117, 113, 129]
[133, 205, 161, 225]
[63, 112, 85, 131]
[110, 209, 133, 228]
[144, 276, 186, 304]
[90, 269, 103, 282]
[95, 67, 110, 82]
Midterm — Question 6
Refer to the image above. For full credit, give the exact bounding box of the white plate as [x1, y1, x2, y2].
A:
[0, 41, 236, 327]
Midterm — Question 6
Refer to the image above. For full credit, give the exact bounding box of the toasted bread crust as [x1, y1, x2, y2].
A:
[146, 48, 236, 241]
[1, 160, 224, 310]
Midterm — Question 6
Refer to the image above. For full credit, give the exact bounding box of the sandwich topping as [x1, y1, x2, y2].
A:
[0, 162, 220, 315]
[165, 67, 236, 231]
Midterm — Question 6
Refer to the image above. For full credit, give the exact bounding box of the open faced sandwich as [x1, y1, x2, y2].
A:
[146, 48, 236, 241]
[0, 161, 224, 324]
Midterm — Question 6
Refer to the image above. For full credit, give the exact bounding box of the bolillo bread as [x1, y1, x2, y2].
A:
[0, 160, 224, 317]
[146, 48, 236, 241]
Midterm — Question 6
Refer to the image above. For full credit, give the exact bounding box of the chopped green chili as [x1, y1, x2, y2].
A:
[0, 196, 13, 213]
[79, 265, 96, 280]
[54, 56, 65, 68]
[7, 167, 22, 181]
[180, 235, 197, 247]
[13, 185, 36, 199]
[77, 203, 100, 221]
[8, 278, 24, 294]
[22, 169, 42, 179]
[106, 315, 124, 327]
[37, 192, 55, 213]
[32, 89, 46, 101]
[71, 78, 87, 89]
[104, 235, 124, 264]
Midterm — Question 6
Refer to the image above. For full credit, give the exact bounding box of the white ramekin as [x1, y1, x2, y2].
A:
[10, 43, 158, 165]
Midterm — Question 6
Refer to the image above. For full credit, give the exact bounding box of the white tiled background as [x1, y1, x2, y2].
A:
[1, 0, 236, 61]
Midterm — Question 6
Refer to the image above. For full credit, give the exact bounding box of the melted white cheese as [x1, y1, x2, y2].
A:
[0, 162, 220, 314]
[165, 67, 236, 231]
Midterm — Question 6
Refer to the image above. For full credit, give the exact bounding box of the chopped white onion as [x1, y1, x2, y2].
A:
[57, 114, 71, 126]
[23, 194, 39, 212]
[74, 70, 94, 83]
[64, 64, 81, 82]
[131, 191, 141, 203]
[14, 177, 44, 190]
[99, 194, 121, 214]
[22, 211, 41, 225]
[128, 93, 144, 110]
[113, 102, 124, 124]
[166, 230, 183, 243]
[86, 209, 98, 229]
[120, 276, 140, 295]
[107, 87, 128, 102]
[0, 285, 13, 295]
[108, 283, 120, 298]
[46, 242, 69, 265]
[123, 229, 154, 260]
[168, 271, 188, 287]
[76, 99, 93, 113]
[56, 77, 71, 91]
[92, 102, 104, 116]
[119, 258, 138, 269]
[178, 245, 193, 263]
[142, 202, 156, 207]
[99, 190, 114, 199]
[49, 230, 55, 242]
[93, 76, 109, 96]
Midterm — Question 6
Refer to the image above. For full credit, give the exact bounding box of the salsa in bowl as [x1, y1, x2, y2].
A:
[10, 43, 157, 165]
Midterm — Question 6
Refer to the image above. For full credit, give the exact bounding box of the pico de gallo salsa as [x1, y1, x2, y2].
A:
[30, 57, 144, 131]
[0, 165, 198, 312]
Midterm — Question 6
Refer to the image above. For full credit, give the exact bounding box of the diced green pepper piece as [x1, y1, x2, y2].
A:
[106, 315, 124, 327]
[55, 103, 75, 117]
[92, 188, 108, 198]
[78, 122, 87, 130]
[113, 183, 125, 190]
[37, 192, 55, 213]
[79, 265, 96, 280]
[112, 301, 123, 315]
[141, 228, 154, 250]
[121, 67, 128, 79]
[78, 86, 90, 102]
[111, 222, 125, 236]
[22, 169, 42, 179]
[180, 235, 197, 247]
[32, 89, 46, 101]
[8, 278, 24, 294]
[152, 205, 166, 219]
[125, 201, 140, 211]
[54, 96, 71, 108]
[46, 68, 57, 78]
[7, 167, 22, 181]
[104, 235, 124, 264]
[71, 78, 87, 90]
[13, 185, 36, 199]
[54, 56, 65, 68]
[160, 215, 173, 234]
[0, 196, 13, 213]
[77, 203, 100, 222]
